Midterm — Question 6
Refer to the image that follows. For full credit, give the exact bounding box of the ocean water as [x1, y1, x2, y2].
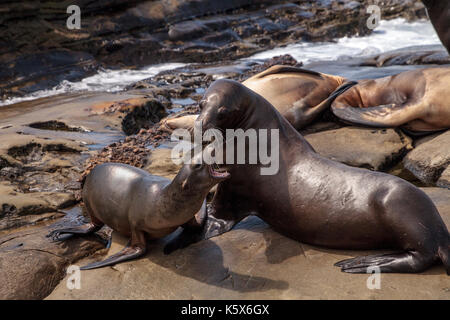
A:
[0, 18, 442, 107]
[246, 18, 441, 64]
[0, 63, 186, 107]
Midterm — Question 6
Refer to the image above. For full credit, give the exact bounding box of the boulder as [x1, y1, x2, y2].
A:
[437, 167, 450, 189]
[403, 130, 450, 186]
[0, 221, 104, 300]
[304, 127, 413, 171]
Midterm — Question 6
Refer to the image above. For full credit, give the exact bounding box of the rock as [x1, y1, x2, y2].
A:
[0, 222, 104, 300]
[304, 127, 413, 171]
[0, 133, 89, 229]
[143, 148, 182, 179]
[0, 182, 77, 231]
[46, 187, 450, 300]
[0, 50, 99, 98]
[403, 130, 450, 186]
[437, 167, 450, 189]
[0, 134, 85, 170]
[169, 21, 212, 41]
[28, 121, 90, 133]
[1, 0, 427, 99]
[121, 100, 168, 135]
[361, 45, 450, 67]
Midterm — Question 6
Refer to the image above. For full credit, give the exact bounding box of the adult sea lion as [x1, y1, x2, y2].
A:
[422, 0, 450, 53]
[165, 79, 450, 274]
[160, 65, 354, 131]
[331, 67, 450, 134]
[47, 161, 229, 269]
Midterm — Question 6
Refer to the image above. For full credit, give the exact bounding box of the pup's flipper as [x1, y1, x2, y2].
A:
[80, 244, 146, 270]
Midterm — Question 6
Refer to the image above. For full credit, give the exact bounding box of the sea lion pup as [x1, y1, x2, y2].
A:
[331, 67, 450, 134]
[160, 65, 355, 131]
[165, 79, 450, 274]
[47, 161, 230, 270]
[422, 0, 450, 53]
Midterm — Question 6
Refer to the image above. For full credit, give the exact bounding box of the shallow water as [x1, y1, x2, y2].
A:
[0, 18, 443, 107]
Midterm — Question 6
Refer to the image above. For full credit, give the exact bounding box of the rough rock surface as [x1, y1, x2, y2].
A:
[0, 182, 75, 231]
[46, 188, 450, 300]
[0, 219, 104, 300]
[0, 134, 87, 229]
[304, 127, 413, 171]
[403, 130, 450, 187]
[1, 0, 427, 98]
[438, 167, 450, 189]
[143, 149, 183, 180]
[361, 45, 450, 67]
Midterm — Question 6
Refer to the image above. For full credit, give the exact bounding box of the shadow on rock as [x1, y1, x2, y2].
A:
[149, 233, 289, 293]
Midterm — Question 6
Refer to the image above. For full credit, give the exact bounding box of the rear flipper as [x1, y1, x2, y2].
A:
[80, 243, 146, 270]
[46, 223, 102, 242]
[334, 251, 438, 274]
[331, 101, 423, 128]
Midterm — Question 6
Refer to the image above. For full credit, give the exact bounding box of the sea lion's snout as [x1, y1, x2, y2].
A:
[208, 164, 230, 181]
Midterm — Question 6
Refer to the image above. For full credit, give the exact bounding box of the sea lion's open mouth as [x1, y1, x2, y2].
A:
[209, 164, 230, 179]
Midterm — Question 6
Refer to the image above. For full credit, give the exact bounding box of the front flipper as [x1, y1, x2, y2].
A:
[164, 205, 245, 254]
[47, 223, 102, 242]
[80, 243, 146, 270]
[334, 251, 434, 274]
[332, 101, 422, 128]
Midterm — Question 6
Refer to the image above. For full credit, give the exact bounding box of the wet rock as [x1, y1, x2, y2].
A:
[361, 45, 450, 67]
[121, 100, 168, 135]
[437, 167, 450, 189]
[304, 127, 413, 171]
[0, 182, 76, 231]
[403, 130, 450, 186]
[0, 134, 86, 229]
[169, 21, 212, 41]
[0, 50, 98, 99]
[28, 121, 90, 133]
[46, 187, 450, 300]
[0, 224, 104, 300]
[88, 97, 168, 135]
[1, 0, 427, 99]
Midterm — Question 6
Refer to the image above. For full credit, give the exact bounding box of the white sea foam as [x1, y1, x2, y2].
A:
[0, 18, 442, 107]
[0, 63, 186, 107]
[246, 18, 441, 64]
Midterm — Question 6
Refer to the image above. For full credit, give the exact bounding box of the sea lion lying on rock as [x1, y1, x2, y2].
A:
[160, 65, 355, 132]
[331, 67, 450, 134]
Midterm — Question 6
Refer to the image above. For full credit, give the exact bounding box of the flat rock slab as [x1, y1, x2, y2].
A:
[47, 188, 450, 300]
[0, 222, 104, 300]
[304, 127, 412, 171]
[403, 130, 450, 188]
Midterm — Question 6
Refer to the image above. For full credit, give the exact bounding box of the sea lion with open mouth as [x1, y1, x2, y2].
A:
[331, 67, 450, 134]
[47, 161, 229, 270]
[160, 65, 355, 132]
[165, 79, 450, 274]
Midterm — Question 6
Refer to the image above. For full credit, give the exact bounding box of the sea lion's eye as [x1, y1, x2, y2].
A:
[193, 163, 203, 170]
[218, 106, 227, 113]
